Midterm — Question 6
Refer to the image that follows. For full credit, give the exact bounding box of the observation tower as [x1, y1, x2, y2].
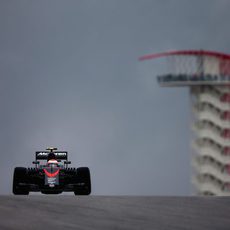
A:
[139, 50, 230, 195]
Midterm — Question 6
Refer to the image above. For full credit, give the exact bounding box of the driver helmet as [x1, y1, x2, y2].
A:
[47, 159, 59, 166]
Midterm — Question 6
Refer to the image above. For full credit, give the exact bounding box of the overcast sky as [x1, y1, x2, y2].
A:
[1, 0, 230, 195]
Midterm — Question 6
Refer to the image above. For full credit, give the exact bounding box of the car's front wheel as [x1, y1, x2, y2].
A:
[74, 167, 91, 195]
[13, 167, 29, 195]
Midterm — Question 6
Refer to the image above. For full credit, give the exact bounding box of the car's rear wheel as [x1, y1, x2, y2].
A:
[13, 167, 29, 195]
[74, 167, 91, 195]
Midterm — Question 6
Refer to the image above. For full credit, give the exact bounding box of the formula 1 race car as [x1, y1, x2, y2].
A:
[13, 148, 91, 195]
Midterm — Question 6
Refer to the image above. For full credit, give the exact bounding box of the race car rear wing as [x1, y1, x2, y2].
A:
[35, 151, 68, 160]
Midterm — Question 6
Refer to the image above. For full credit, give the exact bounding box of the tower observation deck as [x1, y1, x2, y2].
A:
[139, 50, 230, 196]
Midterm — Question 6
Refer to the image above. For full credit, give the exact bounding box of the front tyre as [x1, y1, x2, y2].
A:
[13, 167, 29, 195]
[74, 167, 91, 195]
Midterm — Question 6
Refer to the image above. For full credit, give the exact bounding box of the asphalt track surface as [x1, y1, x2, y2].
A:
[0, 196, 229, 230]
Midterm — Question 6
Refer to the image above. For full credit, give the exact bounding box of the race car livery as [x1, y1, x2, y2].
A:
[13, 148, 91, 195]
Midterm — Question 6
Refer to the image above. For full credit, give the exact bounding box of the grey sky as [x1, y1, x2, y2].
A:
[0, 0, 230, 195]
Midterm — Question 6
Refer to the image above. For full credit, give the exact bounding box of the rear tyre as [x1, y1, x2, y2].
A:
[13, 167, 29, 195]
[74, 167, 91, 195]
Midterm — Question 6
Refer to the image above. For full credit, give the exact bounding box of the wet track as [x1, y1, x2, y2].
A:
[0, 196, 229, 230]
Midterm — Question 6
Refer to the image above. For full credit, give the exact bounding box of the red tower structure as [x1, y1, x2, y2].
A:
[140, 50, 230, 195]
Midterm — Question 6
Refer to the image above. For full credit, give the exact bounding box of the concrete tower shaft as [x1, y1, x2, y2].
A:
[191, 85, 230, 195]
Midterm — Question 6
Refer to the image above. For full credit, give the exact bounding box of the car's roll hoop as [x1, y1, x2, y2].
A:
[46, 147, 58, 152]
